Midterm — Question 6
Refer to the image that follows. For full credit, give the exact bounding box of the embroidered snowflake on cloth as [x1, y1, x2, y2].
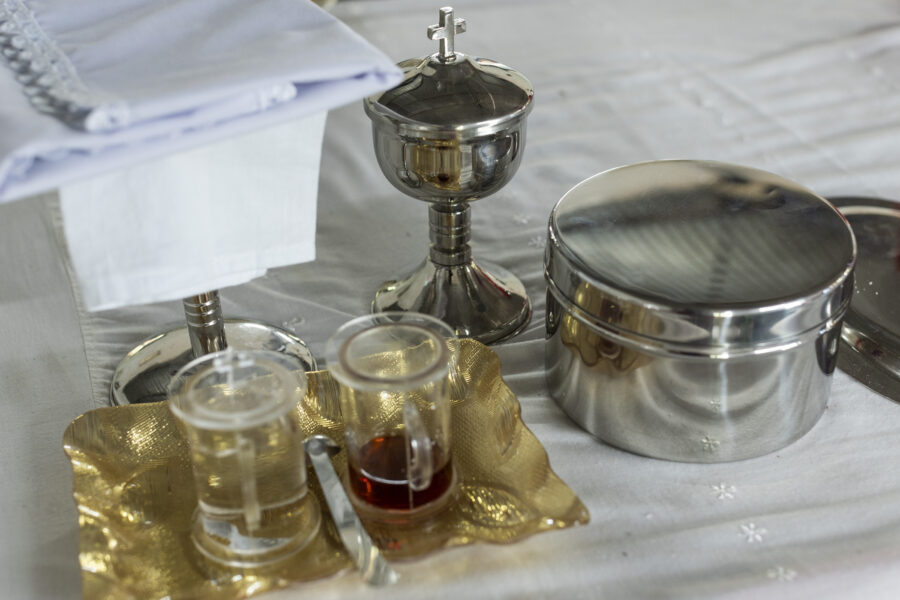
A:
[281, 316, 305, 332]
[740, 523, 766, 543]
[766, 566, 797, 582]
[712, 483, 736, 500]
[700, 436, 720, 452]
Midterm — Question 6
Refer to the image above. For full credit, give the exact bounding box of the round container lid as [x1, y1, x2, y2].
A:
[363, 7, 533, 138]
[546, 160, 856, 356]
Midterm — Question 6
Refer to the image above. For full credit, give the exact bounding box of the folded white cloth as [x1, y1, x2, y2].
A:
[59, 113, 327, 311]
[0, 0, 401, 202]
[0, 0, 401, 310]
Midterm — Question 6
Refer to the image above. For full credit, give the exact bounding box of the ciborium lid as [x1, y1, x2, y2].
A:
[364, 6, 533, 139]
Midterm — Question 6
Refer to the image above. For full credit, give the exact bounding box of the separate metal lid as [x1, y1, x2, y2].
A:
[363, 7, 533, 139]
[546, 160, 856, 357]
[829, 197, 900, 403]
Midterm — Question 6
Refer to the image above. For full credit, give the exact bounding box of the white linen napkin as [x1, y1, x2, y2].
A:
[58, 113, 327, 311]
[0, 0, 401, 310]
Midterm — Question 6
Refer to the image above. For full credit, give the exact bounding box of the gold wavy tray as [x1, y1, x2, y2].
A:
[63, 339, 589, 599]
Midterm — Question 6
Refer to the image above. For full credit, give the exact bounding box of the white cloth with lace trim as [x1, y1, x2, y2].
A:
[0, 0, 400, 309]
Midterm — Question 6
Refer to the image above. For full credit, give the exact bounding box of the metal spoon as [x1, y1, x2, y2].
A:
[304, 435, 398, 586]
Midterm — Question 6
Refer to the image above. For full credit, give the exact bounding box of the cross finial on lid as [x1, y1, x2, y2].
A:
[427, 7, 466, 62]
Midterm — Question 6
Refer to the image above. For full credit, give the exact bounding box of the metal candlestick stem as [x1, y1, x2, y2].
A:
[110, 289, 315, 405]
[365, 7, 534, 344]
[183, 292, 227, 357]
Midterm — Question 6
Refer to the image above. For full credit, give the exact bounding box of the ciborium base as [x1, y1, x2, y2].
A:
[110, 319, 316, 406]
[373, 258, 531, 345]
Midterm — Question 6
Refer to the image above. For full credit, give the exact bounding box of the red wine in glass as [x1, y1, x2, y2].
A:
[348, 433, 453, 511]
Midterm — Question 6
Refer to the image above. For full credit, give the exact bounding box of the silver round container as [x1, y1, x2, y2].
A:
[544, 160, 856, 462]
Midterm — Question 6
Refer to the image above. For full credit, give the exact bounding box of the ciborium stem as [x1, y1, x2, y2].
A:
[429, 203, 471, 266]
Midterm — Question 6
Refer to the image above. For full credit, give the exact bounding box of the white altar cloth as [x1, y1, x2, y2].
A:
[1, 1, 900, 598]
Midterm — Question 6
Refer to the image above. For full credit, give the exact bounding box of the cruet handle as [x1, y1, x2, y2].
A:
[236, 434, 262, 532]
[402, 399, 433, 492]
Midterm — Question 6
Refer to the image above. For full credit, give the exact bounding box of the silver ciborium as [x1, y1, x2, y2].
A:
[364, 7, 533, 344]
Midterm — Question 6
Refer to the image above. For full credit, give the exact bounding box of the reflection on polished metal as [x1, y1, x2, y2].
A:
[373, 204, 530, 342]
[544, 161, 856, 462]
[304, 435, 398, 586]
[365, 7, 533, 344]
[830, 197, 900, 403]
[110, 317, 315, 406]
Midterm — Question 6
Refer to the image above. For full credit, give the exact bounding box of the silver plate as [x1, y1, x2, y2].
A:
[830, 197, 900, 403]
[110, 319, 316, 405]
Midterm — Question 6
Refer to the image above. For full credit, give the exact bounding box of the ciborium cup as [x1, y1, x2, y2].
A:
[364, 7, 533, 344]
